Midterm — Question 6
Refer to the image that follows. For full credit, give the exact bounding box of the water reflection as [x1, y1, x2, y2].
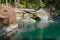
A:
[11, 20, 53, 40]
[42, 20, 60, 39]
[36, 20, 50, 29]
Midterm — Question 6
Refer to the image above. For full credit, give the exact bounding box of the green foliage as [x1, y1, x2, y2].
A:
[0, 0, 1, 3]
[20, 0, 39, 10]
[18, 4, 26, 8]
[40, 2, 46, 8]
[56, 0, 60, 10]
[2, 0, 6, 3]
[1, 0, 48, 10]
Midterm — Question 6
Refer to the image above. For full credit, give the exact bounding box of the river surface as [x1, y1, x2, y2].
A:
[11, 20, 60, 40]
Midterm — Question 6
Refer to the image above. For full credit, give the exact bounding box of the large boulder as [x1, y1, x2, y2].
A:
[0, 5, 16, 26]
[36, 8, 50, 20]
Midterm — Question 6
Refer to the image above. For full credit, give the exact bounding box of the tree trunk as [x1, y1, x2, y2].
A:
[40, 0, 42, 2]
[6, 0, 8, 6]
[10, 0, 11, 4]
[15, 0, 17, 8]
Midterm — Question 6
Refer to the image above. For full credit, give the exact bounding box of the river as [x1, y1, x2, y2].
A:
[11, 20, 60, 40]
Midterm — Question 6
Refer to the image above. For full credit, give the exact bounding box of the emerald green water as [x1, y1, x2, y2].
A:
[11, 20, 60, 40]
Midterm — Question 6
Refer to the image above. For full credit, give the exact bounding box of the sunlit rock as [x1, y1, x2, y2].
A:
[36, 8, 50, 20]
[20, 14, 36, 23]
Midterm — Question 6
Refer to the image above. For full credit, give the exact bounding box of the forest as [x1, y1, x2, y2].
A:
[0, 0, 60, 10]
